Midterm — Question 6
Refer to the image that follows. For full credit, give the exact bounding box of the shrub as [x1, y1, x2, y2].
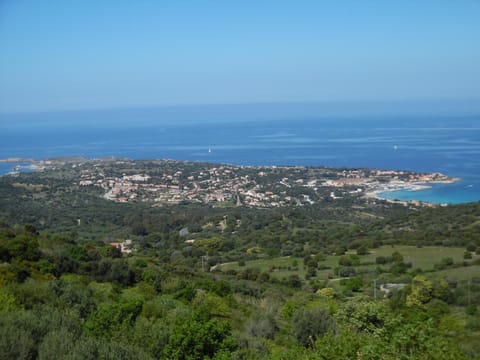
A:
[246, 313, 278, 339]
[466, 243, 476, 252]
[356, 246, 369, 256]
[338, 256, 352, 266]
[390, 251, 403, 263]
[339, 267, 356, 278]
[434, 257, 454, 270]
[465, 318, 480, 331]
[291, 307, 335, 347]
[465, 304, 477, 316]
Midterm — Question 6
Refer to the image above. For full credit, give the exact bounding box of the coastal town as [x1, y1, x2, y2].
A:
[1, 157, 458, 208]
[4, 157, 455, 208]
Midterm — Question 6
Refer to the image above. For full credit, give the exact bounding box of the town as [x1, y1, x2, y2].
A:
[52, 157, 458, 208]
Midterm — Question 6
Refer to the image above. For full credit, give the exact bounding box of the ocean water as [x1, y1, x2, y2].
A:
[0, 110, 479, 204]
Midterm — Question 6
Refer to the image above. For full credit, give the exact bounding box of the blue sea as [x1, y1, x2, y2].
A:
[1, 106, 479, 204]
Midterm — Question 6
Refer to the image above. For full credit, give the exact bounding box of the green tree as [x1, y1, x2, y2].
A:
[164, 314, 236, 359]
[84, 299, 143, 339]
[0, 290, 21, 312]
[390, 251, 403, 263]
[6, 235, 41, 262]
[344, 276, 364, 292]
[406, 275, 433, 307]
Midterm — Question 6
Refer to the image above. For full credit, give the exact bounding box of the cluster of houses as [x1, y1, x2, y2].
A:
[74, 159, 455, 208]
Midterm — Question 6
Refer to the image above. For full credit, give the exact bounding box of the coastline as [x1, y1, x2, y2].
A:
[0, 156, 473, 205]
[365, 189, 441, 207]
[0, 158, 42, 176]
[366, 177, 463, 207]
[0, 157, 34, 163]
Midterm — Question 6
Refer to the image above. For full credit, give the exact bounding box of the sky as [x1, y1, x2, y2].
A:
[0, 0, 479, 113]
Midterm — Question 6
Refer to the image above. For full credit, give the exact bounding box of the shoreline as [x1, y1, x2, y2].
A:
[0, 158, 34, 163]
[0, 156, 474, 205]
[365, 189, 441, 207]
[365, 178, 464, 207]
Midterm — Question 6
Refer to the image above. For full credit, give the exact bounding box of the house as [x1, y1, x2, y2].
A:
[109, 239, 133, 254]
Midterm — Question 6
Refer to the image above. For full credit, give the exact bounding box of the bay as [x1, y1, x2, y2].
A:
[1, 110, 479, 204]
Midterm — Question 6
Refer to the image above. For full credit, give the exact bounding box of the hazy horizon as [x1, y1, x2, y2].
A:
[1, 1, 479, 114]
[1, 99, 480, 128]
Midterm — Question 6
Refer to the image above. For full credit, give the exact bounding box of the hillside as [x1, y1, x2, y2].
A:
[0, 159, 479, 359]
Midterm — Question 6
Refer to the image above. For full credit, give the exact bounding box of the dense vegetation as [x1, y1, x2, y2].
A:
[1, 165, 480, 359]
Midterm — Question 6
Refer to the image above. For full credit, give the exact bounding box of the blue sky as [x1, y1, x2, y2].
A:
[0, 0, 479, 113]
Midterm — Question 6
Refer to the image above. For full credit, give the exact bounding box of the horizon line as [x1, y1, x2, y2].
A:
[2, 98, 480, 116]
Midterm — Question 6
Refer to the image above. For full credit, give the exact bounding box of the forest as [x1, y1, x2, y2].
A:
[0, 164, 479, 359]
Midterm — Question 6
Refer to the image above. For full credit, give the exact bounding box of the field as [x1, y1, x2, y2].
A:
[217, 245, 480, 282]
[363, 245, 469, 271]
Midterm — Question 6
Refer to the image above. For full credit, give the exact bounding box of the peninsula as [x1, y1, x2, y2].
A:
[7, 157, 459, 208]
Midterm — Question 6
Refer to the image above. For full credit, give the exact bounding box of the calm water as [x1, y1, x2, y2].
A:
[1, 110, 479, 204]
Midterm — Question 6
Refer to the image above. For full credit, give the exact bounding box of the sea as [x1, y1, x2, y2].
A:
[1, 106, 479, 204]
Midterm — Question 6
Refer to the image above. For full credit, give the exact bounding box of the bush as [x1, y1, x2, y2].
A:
[344, 276, 364, 292]
[338, 256, 352, 266]
[246, 313, 278, 339]
[390, 251, 403, 263]
[465, 304, 477, 316]
[434, 257, 454, 270]
[338, 267, 356, 278]
[286, 275, 302, 288]
[466, 243, 476, 252]
[356, 246, 369, 256]
[465, 318, 480, 331]
[291, 307, 335, 347]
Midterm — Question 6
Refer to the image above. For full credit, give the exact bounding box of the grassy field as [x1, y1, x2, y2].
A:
[217, 245, 480, 282]
[430, 266, 480, 280]
[362, 245, 470, 271]
[218, 256, 308, 279]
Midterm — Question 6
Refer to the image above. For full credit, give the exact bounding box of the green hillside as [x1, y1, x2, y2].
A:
[0, 162, 479, 359]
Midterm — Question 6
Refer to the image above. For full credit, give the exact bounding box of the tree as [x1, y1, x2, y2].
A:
[344, 276, 364, 292]
[287, 275, 302, 288]
[0, 290, 20, 312]
[6, 235, 41, 262]
[84, 299, 143, 338]
[316, 287, 337, 299]
[406, 275, 433, 307]
[390, 251, 403, 263]
[334, 299, 395, 335]
[164, 314, 236, 359]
